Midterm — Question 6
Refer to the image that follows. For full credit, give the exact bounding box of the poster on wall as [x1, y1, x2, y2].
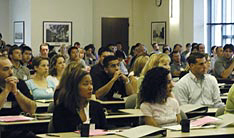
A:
[43, 21, 72, 46]
[14, 21, 25, 44]
[151, 21, 166, 45]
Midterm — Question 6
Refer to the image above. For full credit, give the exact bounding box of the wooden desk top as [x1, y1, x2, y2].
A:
[0, 119, 50, 126]
[37, 127, 234, 138]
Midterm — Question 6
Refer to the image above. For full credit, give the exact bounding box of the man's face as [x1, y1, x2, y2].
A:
[153, 43, 159, 51]
[104, 59, 120, 76]
[174, 46, 181, 52]
[99, 51, 114, 65]
[70, 49, 79, 61]
[172, 53, 180, 63]
[0, 59, 14, 81]
[22, 50, 32, 63]
[117, 44, 122, 50]
[223, 48, 233, 59]
[40, 45, 49, 58]
[11, 49, 22, 61]
[216, 47, 223, 57]
[190, 57, 207, 77]
[199, 44, 205, 53]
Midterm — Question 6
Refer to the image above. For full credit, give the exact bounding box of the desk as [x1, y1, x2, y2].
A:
[37, 127, 234, 138]
[0, 119, 50, 137]
[95, 100, 126, 110]
[36, 102, 50, 113]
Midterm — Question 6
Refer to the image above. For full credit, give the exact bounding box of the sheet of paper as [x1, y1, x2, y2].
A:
[180, 104, 207, 113]
[191, 116, 220, 127]
[116, 125, 165, 138]
[0, 115, 34, 122]
[217, 113, 234, 128]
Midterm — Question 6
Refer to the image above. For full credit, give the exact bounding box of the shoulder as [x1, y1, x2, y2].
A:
[90, 100, 102, 108]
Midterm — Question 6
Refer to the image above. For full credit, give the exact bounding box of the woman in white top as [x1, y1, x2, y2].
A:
[140, 67, 181, 127]
[48, 55, 66, 86]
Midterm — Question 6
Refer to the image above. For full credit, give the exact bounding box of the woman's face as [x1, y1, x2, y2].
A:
[158, 60, 171, 70]
[55, 57, 66, 73]
[36, 60, 49, 75]
[79, 74, 93, 99]
[166, 73, 174, 96]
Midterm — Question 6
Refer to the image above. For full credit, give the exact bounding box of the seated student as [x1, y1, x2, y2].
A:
[93, 55, 134, 101]
[26, 56, 56, 100]
[173, 52, 225, 108]
[214, 44, 234, 79]
[53, 62, 107, 132]
[0, 56, 36, 115]
[140, 67, 181, 127]
[225, 84, 234, 114]
[47, 55, 66, 87]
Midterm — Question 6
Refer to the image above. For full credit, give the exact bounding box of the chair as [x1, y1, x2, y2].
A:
[215, 106, 225, 117]
[47, 102, 55, 113]
[48, 117, 55, 133]
[125, 94, 137, 109]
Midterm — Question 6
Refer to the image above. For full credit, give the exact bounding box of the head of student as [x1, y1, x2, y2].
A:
[173, 44, 182, 52]
[21, 46, 32, 63]
[40, 43, 49, 58]
[103, 55, 119, 76]
[0, 56, 14, 82]
[98, 47, 113, 65]
[140, 67, 174, 104]
[32, 56, 49, 76]
[187, 52, 206, 78]
[49, 54, 66, 77]
[152, 43, 159, 51]
[8, 45, 22, 61]
[216, 46, 223, 57]
[57, 62, 91, 113]
[223, 44, 234, 59]
[197, 43, 205, 53]
[68, 46, 79, 61]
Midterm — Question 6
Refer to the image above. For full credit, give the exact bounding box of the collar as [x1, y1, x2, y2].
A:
[188, 71, 205, 83]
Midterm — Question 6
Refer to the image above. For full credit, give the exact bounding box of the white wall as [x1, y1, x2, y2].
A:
[0, 0, 10, 43]
[9, 0, 31, 46]
[31, 0, 93, 56]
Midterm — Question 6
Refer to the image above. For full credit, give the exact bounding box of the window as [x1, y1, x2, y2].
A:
[207, 0, 234, 51]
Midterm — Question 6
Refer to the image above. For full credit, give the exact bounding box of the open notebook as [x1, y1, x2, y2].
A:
[180, 104, 208, 113]
[0, 115, 34, 122]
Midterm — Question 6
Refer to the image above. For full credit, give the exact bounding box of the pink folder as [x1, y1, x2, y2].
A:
[0, 115, 34, 122]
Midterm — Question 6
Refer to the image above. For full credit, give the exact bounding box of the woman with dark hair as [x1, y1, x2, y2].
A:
[53, 62, 107, 132]
[26, 56, 56, 100]
[140, 67, 181, 127]
[48, 55, 66, 86]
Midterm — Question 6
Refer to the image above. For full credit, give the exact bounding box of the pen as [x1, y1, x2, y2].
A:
[46, 133, 60, 137]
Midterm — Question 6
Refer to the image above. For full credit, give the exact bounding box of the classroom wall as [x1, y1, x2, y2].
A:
[30, 0, 93, 56]
[0, 0, 10, 43]
[9, 0, 31, 46]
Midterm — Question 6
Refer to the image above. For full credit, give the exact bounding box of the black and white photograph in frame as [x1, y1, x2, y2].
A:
[151, 21, 166, 45]
[43, 21, 72, 46]
[14, 21, 25, 44]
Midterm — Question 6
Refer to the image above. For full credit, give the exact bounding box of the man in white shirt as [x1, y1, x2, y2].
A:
[173, 52, 224, 108]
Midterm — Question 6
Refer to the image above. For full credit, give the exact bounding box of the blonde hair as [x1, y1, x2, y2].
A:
[140, 53, 170, 76]
[133, 55, 149, 77]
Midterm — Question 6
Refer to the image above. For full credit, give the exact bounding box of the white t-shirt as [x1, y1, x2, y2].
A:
[140, 97, 180, 126]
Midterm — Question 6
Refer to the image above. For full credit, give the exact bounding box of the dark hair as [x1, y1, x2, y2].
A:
[68, 47, 78, 56]
[116, 42, 122, 45]
[8, 45, 22, 60]
[211, 46, 217, 53]
[57, 62, 87, 113]
[187, 52, 205, 65]
[191, 45, 198, 52]
[106, 43, 115, 49]
[84, 44, 96, 56]
[163, 47, 171, 53]
[151, 43, 157, 48]
[140, 67, 170, 104]
[32, 56, 49, 70]
[130, 45, 137, 56]
[197, 43, 205, 49]
[173, 44, 182, 51]
[74, 42, 80, 46]
[98, 47, 112, 56]
[103, 55, 118, 68]
[21, 46, 32, 54]
[186, 43, 191, 48]
[115, 50, 125, 59]
[216, 46, 223, 53]
[223, 44, 234, 52]
[0, 33, 2, 38]
[49, 54, 65, 76]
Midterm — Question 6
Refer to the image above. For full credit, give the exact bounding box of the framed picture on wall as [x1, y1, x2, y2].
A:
[43, 21, 72, 46]
[14, 21, 25, 44]
[151, 21, 166, 45]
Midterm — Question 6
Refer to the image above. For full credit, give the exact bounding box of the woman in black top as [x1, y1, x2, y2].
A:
[53, 62, 107, 132]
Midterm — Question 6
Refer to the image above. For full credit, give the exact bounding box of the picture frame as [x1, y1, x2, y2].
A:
[151, 21, 166, 45]
[14, 21, 25, 44]
[43, 21, 72, 46]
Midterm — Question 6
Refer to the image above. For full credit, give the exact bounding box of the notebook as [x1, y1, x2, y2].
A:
[0, 115, 34, 122]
